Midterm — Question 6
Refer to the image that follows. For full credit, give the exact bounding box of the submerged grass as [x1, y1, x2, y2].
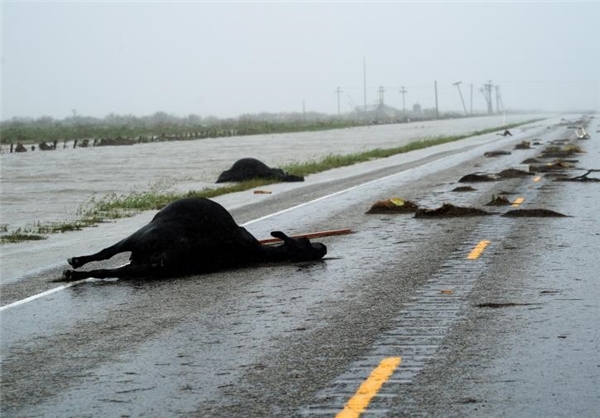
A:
[1, 120, 539, 243]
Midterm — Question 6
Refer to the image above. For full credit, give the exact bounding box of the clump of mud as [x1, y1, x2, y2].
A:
[529, 160, 574, 173]
[522, 158, 542, 164]
[414, 203, 492, 218]
[498, 168, 534, 178]
[539, 144, 585, 159]
[452, 186, 476, 192]
[502, 209, 568, 217]
[484, 150, 511, 157]
[366, 198, 419, 214]
[458, 173, 498, 183]
[514, 141, 531, 150]
[485, 195, 511, 206]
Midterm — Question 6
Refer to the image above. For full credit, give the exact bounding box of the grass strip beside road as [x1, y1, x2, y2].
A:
[1, 121, 538, 243]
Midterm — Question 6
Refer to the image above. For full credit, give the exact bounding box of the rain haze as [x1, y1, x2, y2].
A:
[2, 1, 599, 121]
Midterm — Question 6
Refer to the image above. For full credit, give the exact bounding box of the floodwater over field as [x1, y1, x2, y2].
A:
[0, 114, 547, 235]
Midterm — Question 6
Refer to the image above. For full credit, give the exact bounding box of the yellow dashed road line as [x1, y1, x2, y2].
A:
[467, 240, 491, 260]
[511, 197, 525, 207]
[337, 357, 402, 418]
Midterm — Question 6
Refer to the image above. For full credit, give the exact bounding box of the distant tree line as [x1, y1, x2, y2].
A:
[0, 107, 472, 147]
[0, 111, 372, 146]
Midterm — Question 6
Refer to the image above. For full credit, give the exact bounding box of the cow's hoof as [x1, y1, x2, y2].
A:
[68, 257, 81, 268]
[54, 270, 74, 282]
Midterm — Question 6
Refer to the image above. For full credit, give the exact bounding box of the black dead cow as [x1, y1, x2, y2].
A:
[61, 197, 326, 281]
[216, 158, 304, 183]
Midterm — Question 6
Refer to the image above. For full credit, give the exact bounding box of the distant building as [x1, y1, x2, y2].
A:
[412, 102, 422, 113]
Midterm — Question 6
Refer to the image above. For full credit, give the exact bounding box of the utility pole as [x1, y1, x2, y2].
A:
[470, 83, 473, 115]
[399, 86, 407, 113]
[482, 80, 494, 114]
[434, 80, 439, 119]
[453, 81, 468, 116]
[495, 85, 502, 114]
[378, 86, 385, 106]
[363, 57, 367, 111]
[335, 87, 343, 115]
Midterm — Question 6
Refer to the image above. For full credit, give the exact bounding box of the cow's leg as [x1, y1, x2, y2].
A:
[59, 262, 149, 282]
[68, 238, 129, 269]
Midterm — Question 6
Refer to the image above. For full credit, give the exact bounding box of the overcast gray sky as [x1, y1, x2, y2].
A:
[2, 1, 599, 121]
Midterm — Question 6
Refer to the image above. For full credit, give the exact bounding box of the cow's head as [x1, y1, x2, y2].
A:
[266, 231, 327, 262]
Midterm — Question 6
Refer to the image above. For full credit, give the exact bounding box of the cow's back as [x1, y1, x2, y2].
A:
[148, 198, 262, 272]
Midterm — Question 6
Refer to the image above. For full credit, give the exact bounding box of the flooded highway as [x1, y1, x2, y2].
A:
[1, 114, 598, 417]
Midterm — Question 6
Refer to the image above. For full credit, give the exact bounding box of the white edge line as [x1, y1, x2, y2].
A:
[0, 279, 91, 312]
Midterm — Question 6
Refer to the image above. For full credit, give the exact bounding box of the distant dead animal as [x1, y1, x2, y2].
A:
[15, 142, 27, 153]
[216, 158, 304, 183]
[497, 130, 512, 137]
[38, 142, 54, 151]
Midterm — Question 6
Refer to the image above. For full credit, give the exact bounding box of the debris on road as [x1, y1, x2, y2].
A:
[452, 186, 476, 192]
[365, 198, 419, 214]
[502, 209, 569, 217]
[484, 150, 512, 157]
[498, 168, 534, 178]
[529, 160, 574, 173]
[458, 173, 498, 183]
[554, 169, 600, 182]
[514, 140, 531, 150]
[414, 203, 492, 218]
[259, 228, 353, 245]
[539, 144, 585, 159]
[485, 195, 511, 206]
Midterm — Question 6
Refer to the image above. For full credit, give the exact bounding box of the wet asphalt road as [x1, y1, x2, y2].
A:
[1, 115, 599, 417]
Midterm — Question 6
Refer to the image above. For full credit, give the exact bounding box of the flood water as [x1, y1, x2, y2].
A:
[0, 114, 547, 235]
